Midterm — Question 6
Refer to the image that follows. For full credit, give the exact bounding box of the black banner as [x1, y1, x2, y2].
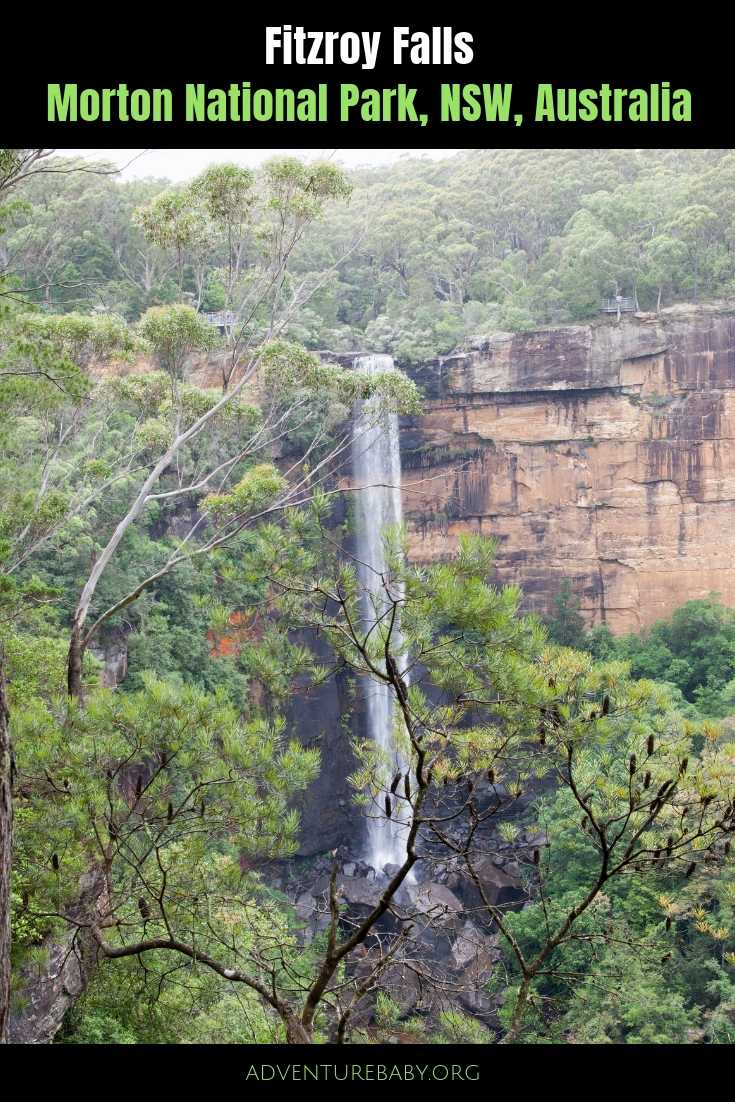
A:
[2, 18, 723, 146]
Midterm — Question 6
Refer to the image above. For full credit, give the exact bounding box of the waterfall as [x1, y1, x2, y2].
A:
[352, 354, 409, 872]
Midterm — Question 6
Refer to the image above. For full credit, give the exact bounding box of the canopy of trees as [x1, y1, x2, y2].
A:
[546, 585, 735, 721]
[4, 150, 735, 365]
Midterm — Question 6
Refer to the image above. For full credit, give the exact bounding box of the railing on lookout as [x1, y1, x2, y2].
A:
[204, 310, 234, 328]
[600, 297, 636, 314]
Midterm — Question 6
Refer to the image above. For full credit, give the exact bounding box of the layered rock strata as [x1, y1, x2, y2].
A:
[400, 305, 735, 631]
[116, 305, 735, 632]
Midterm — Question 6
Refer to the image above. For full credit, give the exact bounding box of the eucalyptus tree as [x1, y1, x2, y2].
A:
[64, 323, 419, 697]
[61, 158, 361, 698]
[136, 158, 367, 390]
[0, 312, 147, 577]
[107, 178, 176, 309]
[189, 162, 255, 365]
[667, 204, 720, 303]
[132, 191, 210, 304]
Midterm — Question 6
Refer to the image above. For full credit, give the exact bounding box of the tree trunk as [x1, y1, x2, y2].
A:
[498, 973, 532, 1045]
[0, 643, 13, 1044]
[65, 347, 268, 696]
[67, 624, 84, 699]
[284, 1014, 313, 1044]
[694, 255, 698, 303]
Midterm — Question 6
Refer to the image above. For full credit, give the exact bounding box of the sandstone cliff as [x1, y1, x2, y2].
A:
[400, 305, 735, 632]
[109, 303, 735, 634]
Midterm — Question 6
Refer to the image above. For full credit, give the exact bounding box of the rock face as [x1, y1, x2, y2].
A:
[400, 305, 735, 631]
[284, 635, 365, 856]
[9, 870, 106, 1044]
[112, 305, 735, 632]
[88, 645, 127, 689]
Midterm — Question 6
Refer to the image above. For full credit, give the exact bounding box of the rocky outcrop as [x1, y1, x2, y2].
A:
[9, 869, 105, 1044]
[88, 645, 127, 689]
[400, 304, 735, 631]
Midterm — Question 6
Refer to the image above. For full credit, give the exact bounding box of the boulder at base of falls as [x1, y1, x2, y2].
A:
[352, 954, 422, 1013]
[456, 950, 498, 1015]
[294, 892, 331, 947]
[382, 862, 402, 879]
[309, 873, 390, 910]
[449, 919, 496, 971]
[403, 882, 464, 931]
[459, 856, 527, 916]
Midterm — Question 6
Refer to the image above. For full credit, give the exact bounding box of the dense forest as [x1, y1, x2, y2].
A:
[0, 148, 734, 1046]
[5, 149, 735, 361]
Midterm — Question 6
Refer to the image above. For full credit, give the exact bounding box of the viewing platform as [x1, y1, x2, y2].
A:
[204, 310, 234, 328]
[600, 297, 636, 314]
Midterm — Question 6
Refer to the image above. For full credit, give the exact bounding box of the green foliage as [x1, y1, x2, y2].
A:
[15, 311, 144, 366]
[561, 951, 699, 1044]
[133, 192, 207, 255]
[133, 191, 210, 301]
[204, 465, 286, 523]
[545, 581, 735, 719]
[309, 149, 735, 360]
[55, 955, 287, 1044]
[353, 994, 497, 1046]
[6, 150, 735, 356]
[3, 626, 67, 708]
[252, 509, 547, 808]
[12, 677, 319, 968]
[427, 1010, 496, 1045]
[702, 960, 735, 1043]
[492, 673, 735, 1043]
[137, 304, 220, 379]
[593, 594, 735, 717]
[0, 310, 162, 590]
[6, 150, 735, 1045]
[260, 156, 353, 226]
[3, 329, 415, 707]
[191, 163, 255, 225]
[104, 372, 170, 415]
[542, 577, 587, 648]
[246, 501, 735, 1044]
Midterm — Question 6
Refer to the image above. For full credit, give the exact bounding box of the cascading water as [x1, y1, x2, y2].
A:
[351, 354, 409, 872]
